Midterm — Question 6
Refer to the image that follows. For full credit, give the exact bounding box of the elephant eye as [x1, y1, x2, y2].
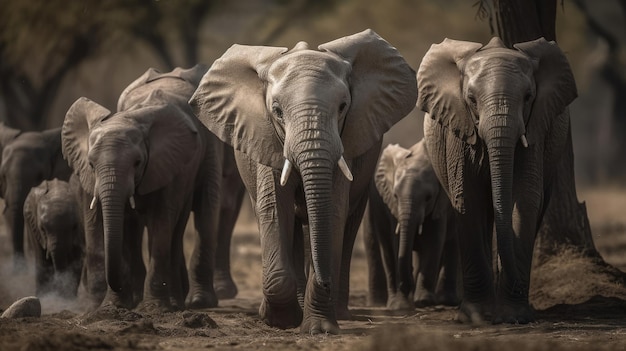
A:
[524, 92, 533, 103]
[272, 101, 283, 120]
[468, 95, 477, 107]
[88, 161, 94, 170]
[339, 102, 347, 114]
[134, 160, 141, 168]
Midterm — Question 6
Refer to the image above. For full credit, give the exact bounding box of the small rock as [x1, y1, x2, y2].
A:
[1, 296, 41, 318]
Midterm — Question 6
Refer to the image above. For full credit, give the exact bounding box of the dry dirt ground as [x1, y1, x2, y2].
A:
[1, 187, 626, 350]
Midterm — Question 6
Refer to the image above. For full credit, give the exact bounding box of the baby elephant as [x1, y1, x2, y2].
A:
[24, 178, 84, 298]
[365, 140, 458, 309]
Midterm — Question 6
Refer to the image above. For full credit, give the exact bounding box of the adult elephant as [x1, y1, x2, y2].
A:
[0, 124, 72, 272]
[417, 37, 577, 324]
[24, 178, 84, 299]
[364, 141, 458, 310]
[62, 65, 225, 311]
[190, 29, 417, 334]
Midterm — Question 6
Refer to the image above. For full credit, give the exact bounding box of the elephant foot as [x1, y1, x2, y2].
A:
[456, 300, 492, 325]
[186, 290, 218, 310]
[493, 302, 535, 324]
[335, 304, 353, 321]
[386, 294, 414, 311]
[137, 298, 176, 314]
[436, 292, 460, 307]
[414, 291, 437, 308]
[101, 290, 133, 310]
[300, 315, 340, 335]
[214, 275, 238, 300]
[259, 297, 303, 329]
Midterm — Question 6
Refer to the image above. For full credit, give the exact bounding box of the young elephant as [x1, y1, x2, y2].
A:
[364, 141, 458, 310]
[24, 178, 84, 298]
[417, 37, 577, 323]
[0, 125, 72, 272]
[62, 65, 225, 311]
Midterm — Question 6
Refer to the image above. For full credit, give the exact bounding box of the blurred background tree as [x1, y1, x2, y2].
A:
[0, 0, 623, 184]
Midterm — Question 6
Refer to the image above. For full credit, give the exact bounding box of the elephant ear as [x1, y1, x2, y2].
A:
[135, 93, 200, 194]
[319, 29, 417, 158]
[24, 182, 47, 251]
[514, 38, 577, 146]
[190, 45, 288, 169]
[417, 38, 482, 145]
[417, 39, 482, 214]
[62, 97, 113, 194]
[375, 144, 411, 219]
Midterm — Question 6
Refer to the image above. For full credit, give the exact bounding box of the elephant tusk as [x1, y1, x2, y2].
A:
[129, 196, 136, 210]
[395, 223, 400, 235]
[338, 156, 353, 182]
[521, 134, 528, 148]
[89, 196, 97, 210]
[418, 224, 423, 235]
[280, 159, 293, 186]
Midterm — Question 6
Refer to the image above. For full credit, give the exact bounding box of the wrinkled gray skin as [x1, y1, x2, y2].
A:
[62, 65, 226, 312]
[190, 29, 417, 334]
[417, 37, 577, 324]
[24, 178, 84, 299]
[364, 141, 458, 311]
[0, 125, 72, 272]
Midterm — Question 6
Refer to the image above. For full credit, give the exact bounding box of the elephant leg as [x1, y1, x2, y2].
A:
[414, 218, 446, 307]
[214, 175, 245, 300]
[256, 166, 302, 329]
[435, 223, 460, 306]
[337, 188, 369, 320]
[293, 218, 307, 309]
[362, 187, 393, 307]
[187, 167, 221, 309]
[139, 202, 180, 312]
[82, 199, 107, 309]
[169, 208, 191, 310]
[124, 213, 146, 308]
[456, 204, 496, 324]
[6, 207, 27, 273]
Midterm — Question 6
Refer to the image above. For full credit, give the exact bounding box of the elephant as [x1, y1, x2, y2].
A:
[417, 37, 577, 324]
[24, 178, 84, 299]
[62, 64, 227, 312]
[363, 141, 459, 311]
[0, 124, 72, 272]
[190, 29, 417, 334]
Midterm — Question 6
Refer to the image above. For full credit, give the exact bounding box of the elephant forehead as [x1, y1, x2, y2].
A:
[90, 121, 144, 146]
[269, 50, 351, 81]
[466, 50, 533, 76]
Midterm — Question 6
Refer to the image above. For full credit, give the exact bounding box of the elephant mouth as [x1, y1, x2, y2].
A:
[279, 157, 353, 186]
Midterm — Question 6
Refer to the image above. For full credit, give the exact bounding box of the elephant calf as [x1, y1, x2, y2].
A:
[24, 178, 84, 298]
[363, 140, 458, 310]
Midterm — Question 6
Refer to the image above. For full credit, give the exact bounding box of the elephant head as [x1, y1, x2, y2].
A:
[191, 29, 416, 292]
[24, 178, 85, 296]
[417, 37, 577, 286]
[375, 141, 441, 297]
[62, 91, 200, 293]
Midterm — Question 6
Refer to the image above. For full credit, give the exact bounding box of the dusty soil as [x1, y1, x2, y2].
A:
[1, 187, 626, 350]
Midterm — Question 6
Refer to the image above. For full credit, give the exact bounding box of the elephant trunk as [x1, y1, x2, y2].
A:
[484, 114, 519, 290]
[97, 167, 126, 293]
[4, 186, 27, 267]
[397, 202, 421, 297]
[298, 150, 335, 289]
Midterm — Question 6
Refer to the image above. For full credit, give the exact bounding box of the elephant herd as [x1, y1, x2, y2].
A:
[0, 29, 577, 334]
